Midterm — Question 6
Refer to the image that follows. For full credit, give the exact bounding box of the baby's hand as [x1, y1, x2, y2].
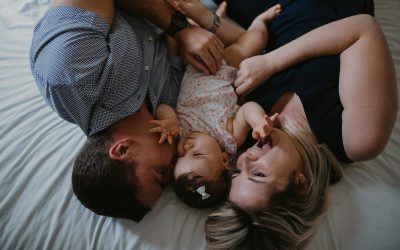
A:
[149, 118, 180, 144]
[252, 113, 278, 139]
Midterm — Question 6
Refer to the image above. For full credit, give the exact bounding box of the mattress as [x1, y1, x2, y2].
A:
[0, 0, 399, 249]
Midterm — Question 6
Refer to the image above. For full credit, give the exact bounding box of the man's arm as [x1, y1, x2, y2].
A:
[164, 1, 281, 68]
[116, 0, 224, 75]
[53, 0, 114, 25]
[115, 0, 175, 31]
[165, 0, 245, 46]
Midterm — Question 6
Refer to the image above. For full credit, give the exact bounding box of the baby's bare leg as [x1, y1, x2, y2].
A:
[224, 4, 281, 68]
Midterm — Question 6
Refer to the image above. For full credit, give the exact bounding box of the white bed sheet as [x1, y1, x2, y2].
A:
[0, 0, 399, 249]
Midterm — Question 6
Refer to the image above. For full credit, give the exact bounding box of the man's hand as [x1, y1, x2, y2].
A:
[175, 26, 224, 75]
[149, 118, 180, 144]
[252, 113, 278, 139]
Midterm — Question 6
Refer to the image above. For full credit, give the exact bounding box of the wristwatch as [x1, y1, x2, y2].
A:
[166, 11, 188, 37]
[209, 13, 221, 33]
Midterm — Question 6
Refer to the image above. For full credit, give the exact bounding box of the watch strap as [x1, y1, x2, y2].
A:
[209, 13, 221, 33]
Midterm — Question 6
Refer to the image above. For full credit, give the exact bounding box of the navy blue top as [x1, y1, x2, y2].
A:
[215, 0, 374, 163]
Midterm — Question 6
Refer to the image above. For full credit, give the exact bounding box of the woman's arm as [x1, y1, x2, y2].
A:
[233, 14, 395, 96]
[235, 14, 397, 161]
[165, 0, 281, 68]
[165, 0, 246, 46]
[116, 0, 224, 75]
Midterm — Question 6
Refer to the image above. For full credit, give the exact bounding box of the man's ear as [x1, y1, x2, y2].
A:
[222, 152, 231, 170]
[109, 138, 134, 161]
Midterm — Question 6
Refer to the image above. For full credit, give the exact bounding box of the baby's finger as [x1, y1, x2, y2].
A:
[170, 130, 179, 137]
[149, 120, 162, 125]
[264, 115, 272, 123]
[159, 133, 168, 144]
[252, 130, 260, 139]
[270, 113, 279, 122]
[167, 135, 173, 145]
[149, 126, 162, 133]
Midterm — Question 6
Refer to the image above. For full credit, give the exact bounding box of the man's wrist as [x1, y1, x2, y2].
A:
[166, 11, 188, 37]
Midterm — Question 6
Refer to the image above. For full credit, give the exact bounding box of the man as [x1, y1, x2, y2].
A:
[30, 0, 226, 221]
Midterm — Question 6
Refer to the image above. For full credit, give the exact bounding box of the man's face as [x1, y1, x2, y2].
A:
[110, 104, 178, 209]
[133, 122, 176, 208]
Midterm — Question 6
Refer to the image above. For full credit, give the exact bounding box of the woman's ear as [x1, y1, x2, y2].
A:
[109, 139, 134, 161]
[295, 173, 309, 196]
[222, 152, 231, 170]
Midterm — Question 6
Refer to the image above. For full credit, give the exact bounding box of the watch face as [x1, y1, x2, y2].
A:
[168, 11, 188, 36]
[175, 18, 187, 28]
[173, 12, 187, 29]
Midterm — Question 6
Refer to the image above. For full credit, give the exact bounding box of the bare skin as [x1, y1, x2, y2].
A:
[51, 0, 231, 207]
[116, 0, 225, 75]
[234, 14, 398, 161]
[166, 0, 282, 67]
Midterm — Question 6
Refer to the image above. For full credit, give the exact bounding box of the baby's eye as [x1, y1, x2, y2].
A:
[253, 171, 266, 177]
[231, 169, 241, 178]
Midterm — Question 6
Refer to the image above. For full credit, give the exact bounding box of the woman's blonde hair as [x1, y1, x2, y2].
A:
[205, 117, 344, 249]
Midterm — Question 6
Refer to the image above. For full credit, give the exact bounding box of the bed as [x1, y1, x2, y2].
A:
[0, 0, 399, 249]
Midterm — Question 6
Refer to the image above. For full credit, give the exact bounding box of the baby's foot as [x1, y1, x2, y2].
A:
[255, 4, 282, 23]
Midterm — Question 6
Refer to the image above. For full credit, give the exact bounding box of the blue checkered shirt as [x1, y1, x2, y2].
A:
[30, 6, 183, 136]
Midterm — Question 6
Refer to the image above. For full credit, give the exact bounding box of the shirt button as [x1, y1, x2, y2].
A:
[144, 65, 149, 71]
[148, 37, 153, 41]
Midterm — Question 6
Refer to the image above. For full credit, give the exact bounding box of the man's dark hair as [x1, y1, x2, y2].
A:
[72, 129, 149, 221]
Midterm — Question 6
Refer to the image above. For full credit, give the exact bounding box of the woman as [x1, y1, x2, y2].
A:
[202, 0, 397, 249]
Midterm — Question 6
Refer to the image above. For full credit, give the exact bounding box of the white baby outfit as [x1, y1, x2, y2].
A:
[176, 62, 238, 154]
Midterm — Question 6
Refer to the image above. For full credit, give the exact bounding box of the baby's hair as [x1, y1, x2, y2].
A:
[174, 171, 229, 209]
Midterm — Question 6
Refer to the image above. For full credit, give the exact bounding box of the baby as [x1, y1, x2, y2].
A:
[149, 1, 281, 208]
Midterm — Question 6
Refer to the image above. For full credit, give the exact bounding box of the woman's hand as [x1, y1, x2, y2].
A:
[165, 0, 207, 20]
[149, 118, 180, 144]
[175, 26, 224, 75]
[233, 54, 277, 96]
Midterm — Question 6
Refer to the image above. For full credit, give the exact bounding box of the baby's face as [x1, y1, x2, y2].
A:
[174, 132, 228, 181]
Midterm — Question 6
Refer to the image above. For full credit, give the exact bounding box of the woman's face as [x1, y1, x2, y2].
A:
[229, 128, 302, 209]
